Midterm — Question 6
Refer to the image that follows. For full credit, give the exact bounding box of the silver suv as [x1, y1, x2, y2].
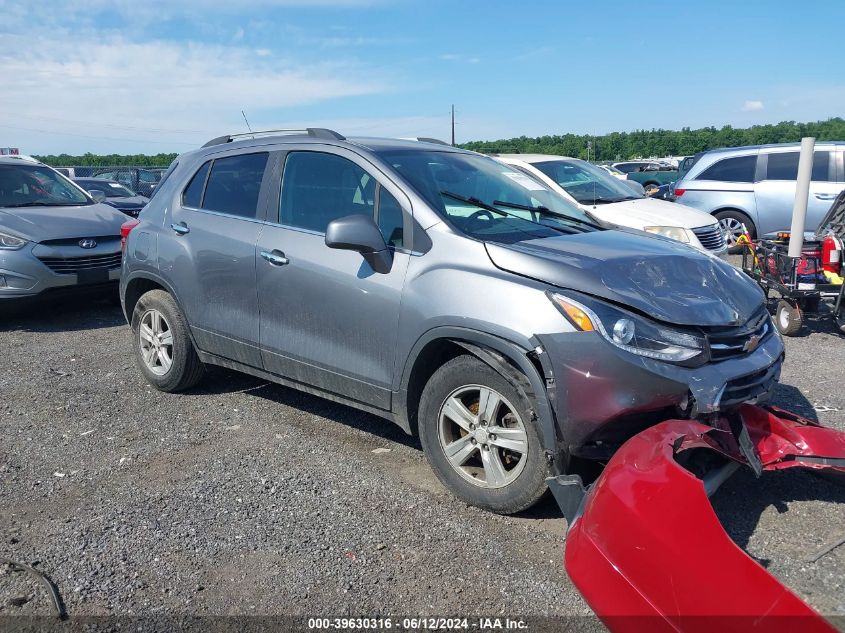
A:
[120, 129, 784, 514]
[674, 142, 845, 246]
[0, 155, 128, 302]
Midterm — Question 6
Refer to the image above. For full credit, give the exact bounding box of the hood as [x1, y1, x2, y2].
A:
[485, 229, 764, 326]
[105, 196, 148, 209]
[0, 203, 128, 242]
[585, 197, 717, 230]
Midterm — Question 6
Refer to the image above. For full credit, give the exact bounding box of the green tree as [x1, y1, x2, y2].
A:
[459, 118, 845, 161]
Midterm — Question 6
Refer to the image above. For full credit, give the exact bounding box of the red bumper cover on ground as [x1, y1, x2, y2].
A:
[552, 405, 845, 633]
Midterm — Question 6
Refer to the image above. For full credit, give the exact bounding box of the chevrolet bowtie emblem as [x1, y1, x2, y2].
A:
[743, 334, 762, 353]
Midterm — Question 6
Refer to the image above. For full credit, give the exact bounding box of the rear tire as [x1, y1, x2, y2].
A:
[775, 299, 802, 336]
[131, 289, 204, 392]
[715, 209, 755, 254]
[418, 355, 549, 515]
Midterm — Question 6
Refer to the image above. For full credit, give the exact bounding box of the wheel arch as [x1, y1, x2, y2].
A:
[122, 271, 189, 330]
[395, 327, 566, 474]
[712, 207, 757, 235]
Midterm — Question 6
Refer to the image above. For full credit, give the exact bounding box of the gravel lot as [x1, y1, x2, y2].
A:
[1, 279, 844, 628]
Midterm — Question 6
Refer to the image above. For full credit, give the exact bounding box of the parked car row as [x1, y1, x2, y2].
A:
[55, 166, 163, 196]
[7, 133, 840, 517]
[673, 141, 845, 245]
[494, 154, 726, 254]
[72, 178, 149, 217]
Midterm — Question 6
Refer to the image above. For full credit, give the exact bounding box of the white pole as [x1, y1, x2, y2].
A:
[788, 136, 815, 257]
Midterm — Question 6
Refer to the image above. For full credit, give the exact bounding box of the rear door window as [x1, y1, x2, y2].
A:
[764, 151, 831, 182]
[697, 155, 757, 183]
[197, 153, 268, 219]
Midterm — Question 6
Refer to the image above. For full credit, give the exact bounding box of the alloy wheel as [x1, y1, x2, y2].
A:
[719, 217, 745, 246]
[437, 385, 528, 488]
[139, 309, 174, 376]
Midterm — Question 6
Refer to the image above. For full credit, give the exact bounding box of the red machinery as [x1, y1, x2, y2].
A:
[741, 191, 845, 336]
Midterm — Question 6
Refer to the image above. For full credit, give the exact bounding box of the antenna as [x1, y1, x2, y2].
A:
[241, 110, 253, 134]
[451, 104, 455, 146]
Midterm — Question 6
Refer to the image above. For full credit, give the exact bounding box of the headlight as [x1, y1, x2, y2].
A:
[0, 231, 27, 250]
[549, 292, 705, 363]
[643, 226, 690, 243]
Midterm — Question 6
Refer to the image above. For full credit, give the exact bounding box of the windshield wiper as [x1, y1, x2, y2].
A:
[492, 200, 603, 230]
[440, 190, 578, 236]
[3, 201, 86, 208]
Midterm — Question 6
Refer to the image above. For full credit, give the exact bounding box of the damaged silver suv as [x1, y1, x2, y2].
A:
[120, 129, 784, 514]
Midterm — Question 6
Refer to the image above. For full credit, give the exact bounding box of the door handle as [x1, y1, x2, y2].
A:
[814, 193, 837, 200]
[171, 222, 190, 235]
[260, 249, 290, 266]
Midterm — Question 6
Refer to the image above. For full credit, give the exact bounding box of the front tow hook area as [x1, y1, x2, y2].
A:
[548, 404, 845, 633]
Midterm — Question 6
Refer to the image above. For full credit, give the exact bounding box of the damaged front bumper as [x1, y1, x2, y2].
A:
[537, 327, 784, 460]
[548, 404, 845, 633]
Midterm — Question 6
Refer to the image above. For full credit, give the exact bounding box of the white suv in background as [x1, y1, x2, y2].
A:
[495, 154, 728, 254]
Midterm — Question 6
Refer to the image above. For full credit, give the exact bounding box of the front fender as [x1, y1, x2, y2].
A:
[397, 327, 564, 472]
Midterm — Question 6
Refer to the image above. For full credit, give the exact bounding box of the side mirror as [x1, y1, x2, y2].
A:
[325, 214, 392, 274]
[89, 190, 106, 202]
[622, 180, 646, 196]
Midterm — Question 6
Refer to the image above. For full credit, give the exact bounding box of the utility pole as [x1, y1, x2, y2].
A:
[451, 104, 455, 146]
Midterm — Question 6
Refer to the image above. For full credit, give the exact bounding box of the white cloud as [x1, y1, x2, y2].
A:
[0, 35, 388, 153]
[741, 100, 765, 112]
[439, 54, 481, 64]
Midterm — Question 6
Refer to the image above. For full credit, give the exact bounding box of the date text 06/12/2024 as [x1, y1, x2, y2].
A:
[307, 617, 529, 630]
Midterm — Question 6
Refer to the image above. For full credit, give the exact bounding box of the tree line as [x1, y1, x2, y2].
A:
[31, 118, 845, 166]
[459, 118, 845, 161]
[33, 152, 179, 167]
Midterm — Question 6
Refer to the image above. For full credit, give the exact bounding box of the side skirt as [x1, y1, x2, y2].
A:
[197, 350, 396, 423]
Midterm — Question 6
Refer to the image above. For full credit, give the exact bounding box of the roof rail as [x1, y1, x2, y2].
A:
[400, 136, 450, 146]
[201, 127, 345, 148]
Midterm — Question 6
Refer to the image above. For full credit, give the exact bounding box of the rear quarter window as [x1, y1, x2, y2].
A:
[182, 161, 210, 208]
[696, 155, 757, 183]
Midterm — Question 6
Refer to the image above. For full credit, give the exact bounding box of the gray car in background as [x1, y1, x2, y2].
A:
[673, 142, 845, 245]
[0, 155, 128, 301]
[120, 129, 783, 514]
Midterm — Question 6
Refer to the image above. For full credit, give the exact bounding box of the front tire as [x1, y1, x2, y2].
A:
[775, 299, 803, 336]
[418, 355, 549, 514]
[715, 209, 755, 254]
[131, 289, 204, 392]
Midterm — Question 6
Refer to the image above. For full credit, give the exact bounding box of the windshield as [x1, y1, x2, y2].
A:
[79, 179, 136, 197]
[0, 165, 91, 207]
[376, 150, 597, 243]
[534, 159, 641, 205]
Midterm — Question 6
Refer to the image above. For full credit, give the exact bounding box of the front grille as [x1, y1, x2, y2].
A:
[706, 308, 771, 361]
[692, 224, 726, 251]
[719, 361, 781, 408]
[38, 252, 122, 274]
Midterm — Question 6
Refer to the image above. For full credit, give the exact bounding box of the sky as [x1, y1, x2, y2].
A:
[1, 0, 843, 155]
